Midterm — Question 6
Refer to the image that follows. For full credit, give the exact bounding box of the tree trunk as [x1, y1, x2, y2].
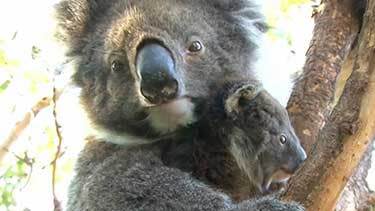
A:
[286, 0, 360, 153]
[283, 0, 375, 210]
[336, 147, 373, 211]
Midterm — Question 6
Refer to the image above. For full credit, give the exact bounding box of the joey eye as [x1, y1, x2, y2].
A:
[279, 134, 287, 144]
[188, 40, 203, 53]
[111, 60, 124, 73]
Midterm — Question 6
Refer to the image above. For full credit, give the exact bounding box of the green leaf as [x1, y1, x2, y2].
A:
[0, 159, 28, 210]
[31, 45, 41, 60]
[0, 50, 20, 67]
[0, 50, 6, 66]
[0, 80, 10, 93]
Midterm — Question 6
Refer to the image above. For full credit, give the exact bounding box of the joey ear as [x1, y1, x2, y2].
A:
[225, 84, 262, 114]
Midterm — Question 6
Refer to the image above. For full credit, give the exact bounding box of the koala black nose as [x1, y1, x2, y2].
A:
[136, 42, 179, 104]
[299, 147, 307, 163]
[292, 145, 307, 173]
[284, 143, 307, 174]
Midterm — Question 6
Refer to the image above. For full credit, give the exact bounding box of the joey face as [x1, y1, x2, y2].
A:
[255, 112, 307, 192]
[224, 85, 307, 193]
[56, 0, 266, 142]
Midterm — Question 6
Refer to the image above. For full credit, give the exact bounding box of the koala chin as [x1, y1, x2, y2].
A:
[147, 98, 197, 134]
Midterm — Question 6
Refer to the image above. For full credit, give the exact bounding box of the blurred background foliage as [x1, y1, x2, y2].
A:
[0, 0, 314, 210]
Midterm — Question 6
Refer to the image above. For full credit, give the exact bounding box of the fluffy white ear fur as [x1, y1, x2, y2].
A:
[225, 84, 262, 114]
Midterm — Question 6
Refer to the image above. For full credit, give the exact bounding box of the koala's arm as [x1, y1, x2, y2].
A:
[67, 142, 234, 211]
[233, 197, 305, 211]
[67, 141, 304, 211]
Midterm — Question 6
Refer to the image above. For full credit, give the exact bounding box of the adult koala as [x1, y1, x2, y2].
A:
[57, 0, 265, 143]
[56, 0, 304, 210]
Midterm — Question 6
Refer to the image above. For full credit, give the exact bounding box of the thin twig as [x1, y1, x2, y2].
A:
[51, 84, 63, 211]
[0, 149, 34, 189]
[18, 152, 34, 190]
[0, 97, 52, 164]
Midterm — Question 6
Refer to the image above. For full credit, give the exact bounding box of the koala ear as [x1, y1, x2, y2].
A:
[211, 0, 255, 11]
[225, 84, 261, 114]
[55, 0, 91, 43]
[210, 0, 268, 33]
[55, 0, 113, 51]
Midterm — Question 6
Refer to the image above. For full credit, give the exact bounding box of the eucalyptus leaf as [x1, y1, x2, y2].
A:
[0, 80, 11, 93]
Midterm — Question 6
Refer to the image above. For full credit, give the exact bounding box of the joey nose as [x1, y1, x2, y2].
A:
[136, 42, 179, 104]
[281, 141, 307, 175]
[299, 147, 307, 163]
[287, 145, 307, 173]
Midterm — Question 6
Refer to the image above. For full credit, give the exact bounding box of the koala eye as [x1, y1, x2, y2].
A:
[279, 134, 287, 144]
[111, 60, 124, 73]
[188, 40, 203, 53]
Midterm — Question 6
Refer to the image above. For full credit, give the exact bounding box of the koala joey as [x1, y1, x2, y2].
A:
[162, 82, 307, 201]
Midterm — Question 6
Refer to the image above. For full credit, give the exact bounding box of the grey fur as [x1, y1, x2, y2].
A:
[56, 0, 305, 210]
[67, 140, 304, 211]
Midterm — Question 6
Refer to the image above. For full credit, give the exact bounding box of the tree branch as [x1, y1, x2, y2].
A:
[336, 146, 373, 211]
[0, 96, 52, 164]
[287, 0, 361, 153]
[51, 84, 63, 211]
[283, 1, 375, 209]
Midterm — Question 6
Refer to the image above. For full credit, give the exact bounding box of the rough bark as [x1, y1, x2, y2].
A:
[283, 1, 375, 210]
[286, 0, 361, 153]
[336, 146, 373, 211]
[334, 36, 374, 211]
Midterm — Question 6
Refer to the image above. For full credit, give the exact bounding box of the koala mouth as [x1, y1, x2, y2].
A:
[260, 169, 292, 193]
[147, 97, 196, 134]
[260, 174, 273, 193]
[272, 169, 292, 182]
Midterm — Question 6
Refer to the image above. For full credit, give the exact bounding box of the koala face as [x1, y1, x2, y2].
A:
[223, 84, 307, 193]
[56, 0, 265, 142]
